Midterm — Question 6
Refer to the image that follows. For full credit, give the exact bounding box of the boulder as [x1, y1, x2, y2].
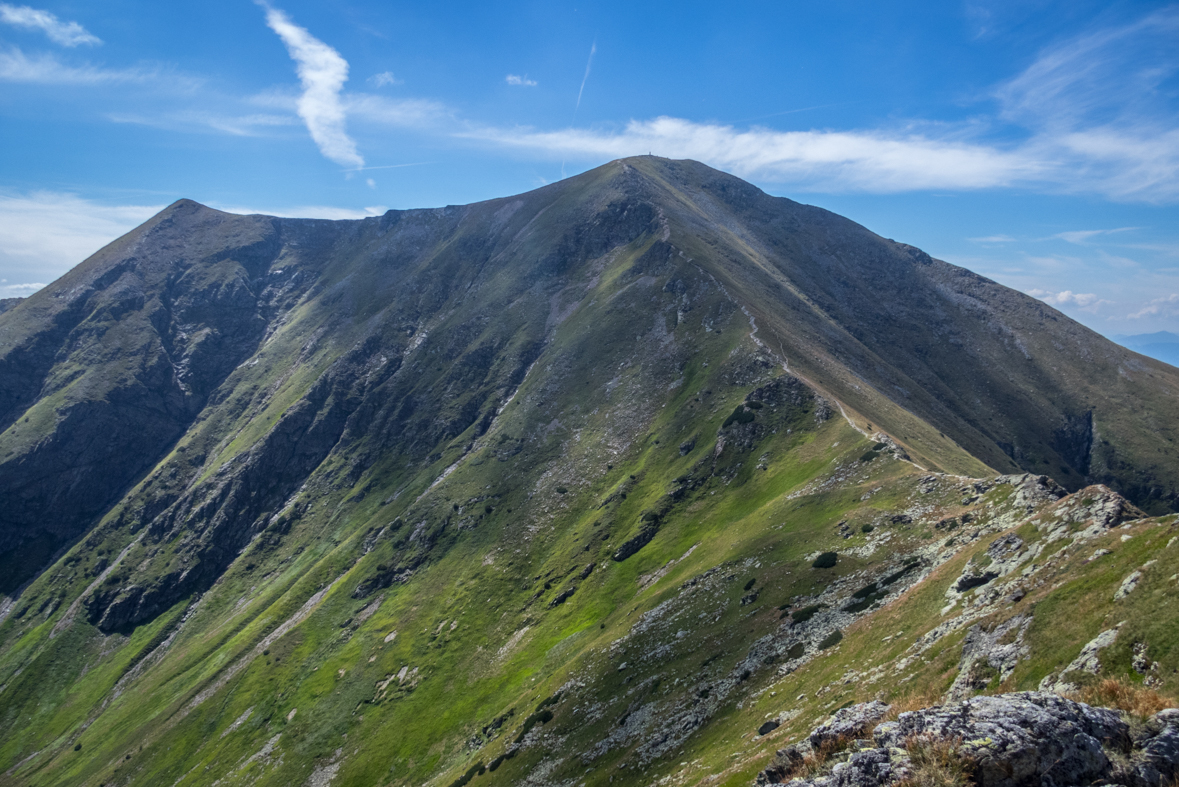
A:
[810, 701, 891, 750]
[755, 691, 1177, 787]
[873, 692, 1128, 787]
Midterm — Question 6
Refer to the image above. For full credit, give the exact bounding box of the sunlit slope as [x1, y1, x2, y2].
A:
[621, 157, 1179, 512]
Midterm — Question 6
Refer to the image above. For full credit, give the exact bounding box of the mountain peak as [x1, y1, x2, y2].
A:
[0, 163, 1176, 787]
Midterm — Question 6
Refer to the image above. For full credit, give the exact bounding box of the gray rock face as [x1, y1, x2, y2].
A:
[946, 614, 1031, 701]
[874, 692, 1127, 787]
[756, 692, 1178, 787]
[1136, 708, 1179, 787]
[810, 701, 891, 750]
[827, 748, 905, 787]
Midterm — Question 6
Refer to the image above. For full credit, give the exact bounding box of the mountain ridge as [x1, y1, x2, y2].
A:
[0, 157, 1175, 787]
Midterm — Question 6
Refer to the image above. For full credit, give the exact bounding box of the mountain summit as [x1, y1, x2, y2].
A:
[0, 158, 1175, 787]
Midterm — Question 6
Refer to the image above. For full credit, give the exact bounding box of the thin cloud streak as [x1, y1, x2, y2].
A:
[0, 46, 154, 84]
[1053, 228, 1139, 245]
[342, 161, 433, 173]
[0, 4, 100, 47]
[107, 110, 299, 137]
[575, 41, 595, 113]
[259, 2, 364, 168]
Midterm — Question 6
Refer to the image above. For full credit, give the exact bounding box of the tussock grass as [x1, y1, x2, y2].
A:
[1074, 677, 1176, 718]
[881, 687, 945, 723]
[896, 735, 974, 787]
[776, 735, 853, 781]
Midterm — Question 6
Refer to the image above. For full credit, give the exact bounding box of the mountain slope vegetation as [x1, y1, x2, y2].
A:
[0, 157, 1175, 787]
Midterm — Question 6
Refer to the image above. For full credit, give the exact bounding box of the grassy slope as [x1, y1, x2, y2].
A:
[0, 158, 1175, 787]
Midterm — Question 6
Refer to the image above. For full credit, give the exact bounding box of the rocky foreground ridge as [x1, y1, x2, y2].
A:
[758, 693, 1178, 787]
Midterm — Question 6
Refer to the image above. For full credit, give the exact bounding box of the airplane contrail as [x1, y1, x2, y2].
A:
[575, 40, 596, 113]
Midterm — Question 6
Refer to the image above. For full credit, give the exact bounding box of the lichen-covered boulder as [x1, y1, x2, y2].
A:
[872, 692, 1128, 787]
[755, 691, 1179, 787]
[810, 701, 891, 750]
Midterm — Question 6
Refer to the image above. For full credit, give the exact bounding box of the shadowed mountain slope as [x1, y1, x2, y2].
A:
[0, 157, 1175, 787]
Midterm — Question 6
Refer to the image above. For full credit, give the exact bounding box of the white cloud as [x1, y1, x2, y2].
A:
[369, 71, 400, 87]
[211, 203, 387, 220]
[0, 281, 46, 295]
[1026, 288, 1104, 308]
[1129, 292, 1179, 319]
[0, 4, 99, 46]
[0, 46, 152, 84]
[448, 8, 1179, 201]
[366, 178, 376, 189]
[505, 74, 537, 87]
[968, 235, 1017, 243]
[0, 191, 163, 287]
[259, 3, 363, 168]
[463, 117, 1043, 192]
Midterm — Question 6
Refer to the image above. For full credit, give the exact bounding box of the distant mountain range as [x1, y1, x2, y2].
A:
[1112, 331, 1179, 368]
[0, 158, 1175, 787]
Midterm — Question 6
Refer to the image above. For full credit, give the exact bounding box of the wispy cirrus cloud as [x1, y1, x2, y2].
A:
[0, 46, 154, 84]
[0, 4, 99, 47]
[506, 74, 536, 87]
[107, 110, 299, 137]
[968, 235, 1018, 243]
[990, 7, 1179, 202]
[1052, 227, 1139, 245]
[259, 2, 363, 168]
[451, 7, 1179, 201]
[344, 93, 450, 129]
[369, 71, 400, 87]
[1129, 292, 1179, 319]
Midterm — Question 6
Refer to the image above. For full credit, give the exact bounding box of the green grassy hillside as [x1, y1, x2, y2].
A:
[0, 157, 1175, 787]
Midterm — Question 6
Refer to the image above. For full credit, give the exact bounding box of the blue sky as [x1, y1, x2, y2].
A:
[1, 0, 1178, 337]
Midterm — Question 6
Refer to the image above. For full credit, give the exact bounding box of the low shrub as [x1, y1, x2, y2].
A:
[723, 405, 755, 428]
[812, 552, 838, 569]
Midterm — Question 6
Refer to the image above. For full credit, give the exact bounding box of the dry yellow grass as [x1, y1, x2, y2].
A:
[1074, 677, 1176, 718]
[880, 687, 945, 723]
[774, 735, 853, 781]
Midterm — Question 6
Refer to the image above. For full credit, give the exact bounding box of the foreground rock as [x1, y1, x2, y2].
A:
[756, 692, 1178, 787]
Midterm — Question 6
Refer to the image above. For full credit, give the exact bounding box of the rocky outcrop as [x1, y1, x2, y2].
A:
[756, 692, 1178, 787]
